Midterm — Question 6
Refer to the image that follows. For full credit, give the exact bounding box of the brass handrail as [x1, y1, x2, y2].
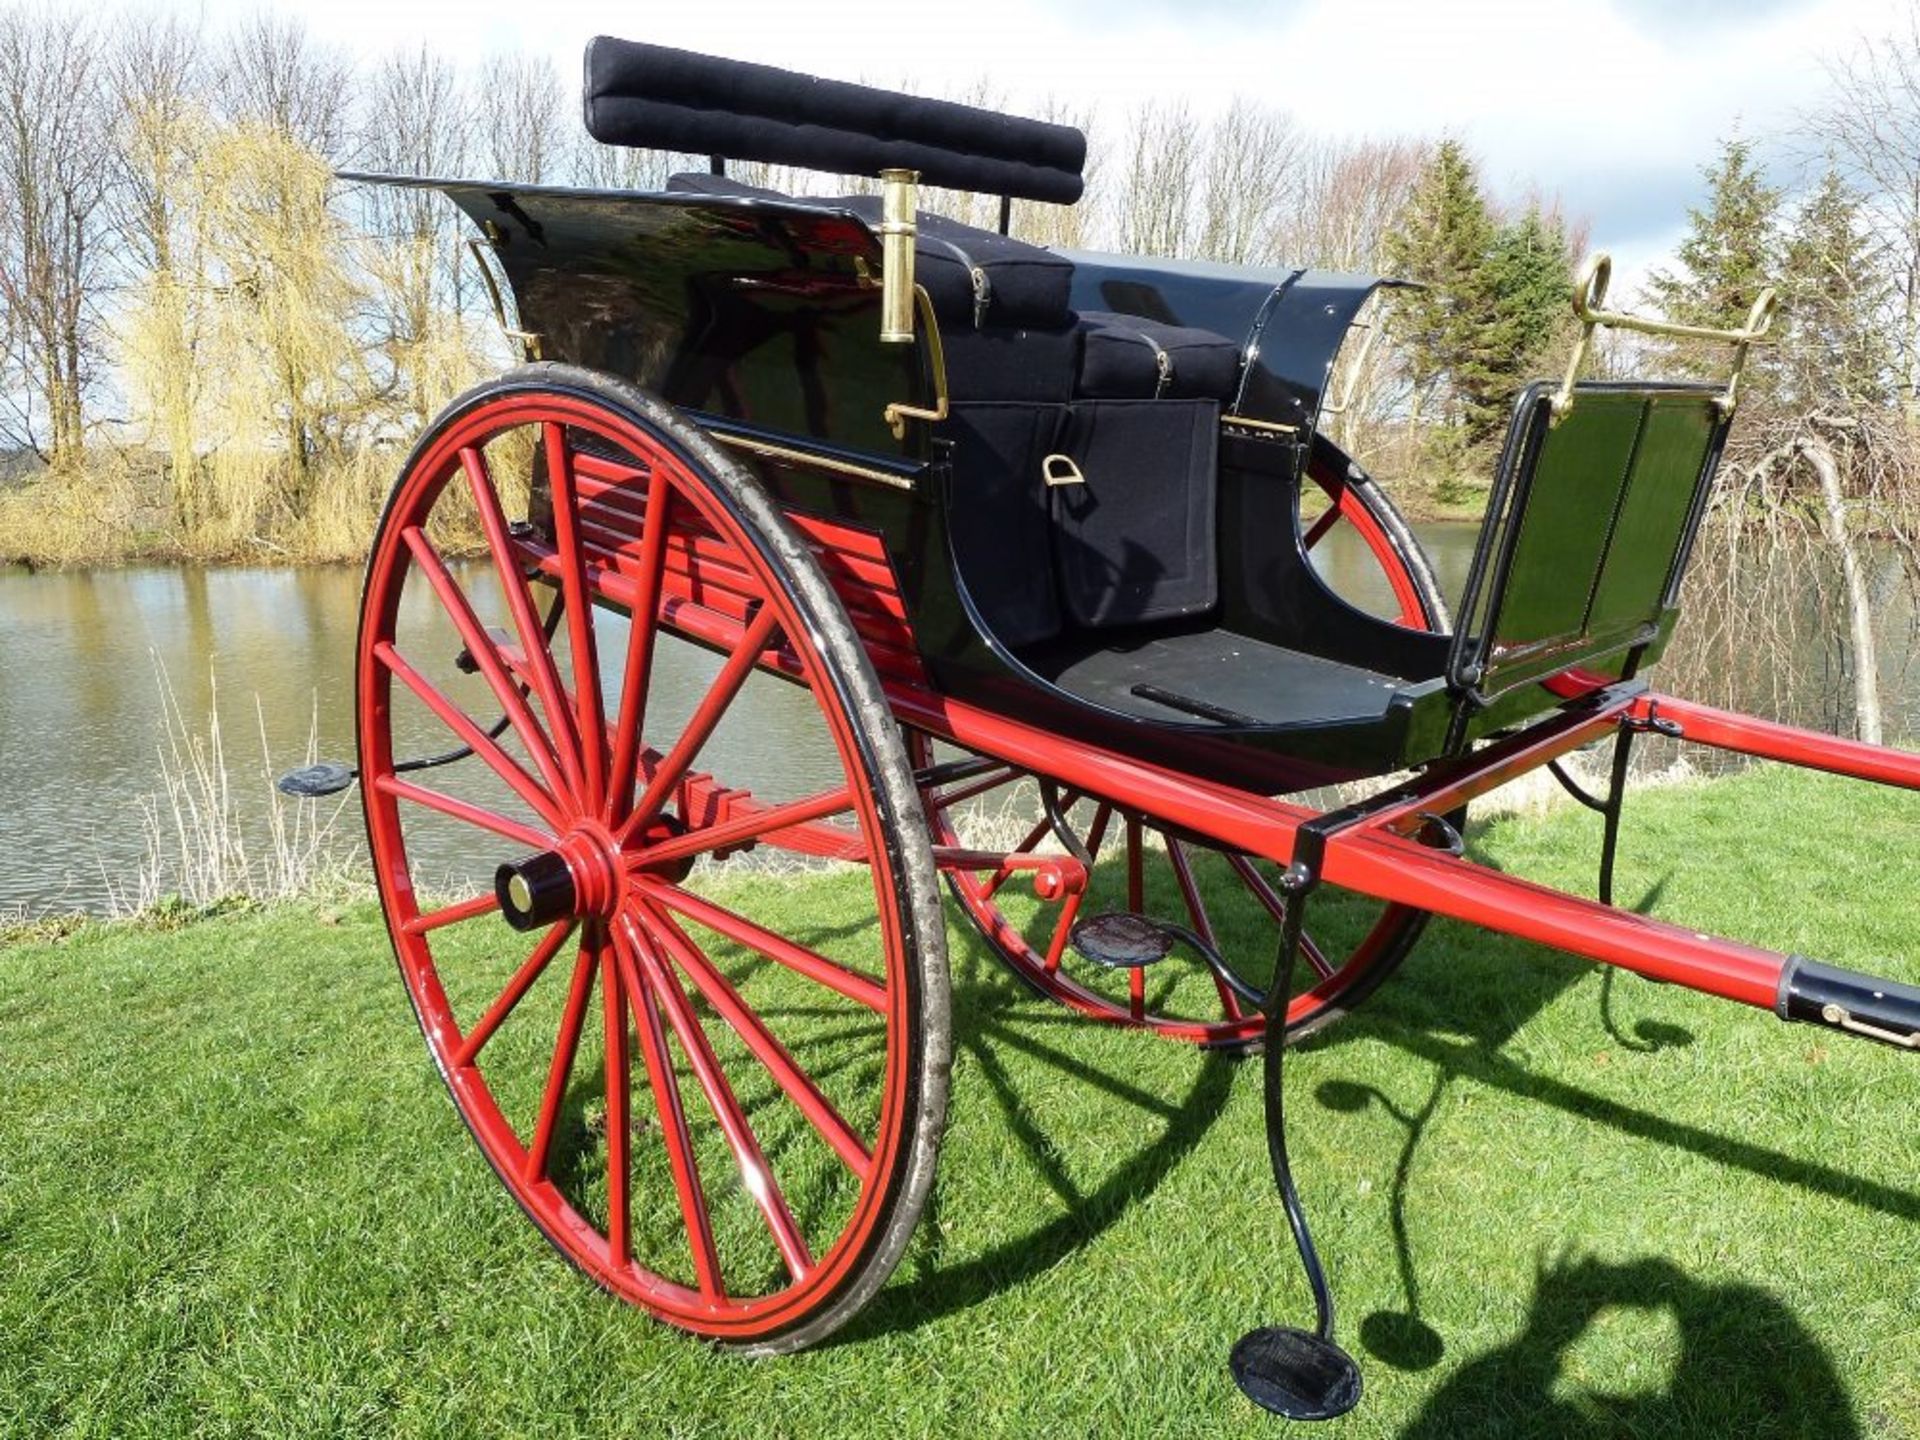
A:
[465, 238, 543, 362]
[883, 284, 950, 438]
[1551, 251, 1777, 423]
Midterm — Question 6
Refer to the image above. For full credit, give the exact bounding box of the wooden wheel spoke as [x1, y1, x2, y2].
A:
[1125, 815, 1147, 1021]
[400, 525, 573, 804]
[544, 424, 609, 814]
[980, 813, 1056, 901]
[1302, 502, 1345, 552]
[376, 773, 552, 851]
[605, 476, 675, 822]
[639, 880, 889, 1014]
[376, 641, 566, 829]
[455, 921, 577, 1068]
[1083, 803, 1115, 862]
[637, 901, 873, 1176]
[405, 891, 502, 937]
[633, 786, 856, 872]
[524, 933, 599, 1185]
[608, 923, 723, 1299]
[459, 445, 588, 797]
[1040, 888, 1087, 976]
[601, 935, 633, 1266]
[1227, 851, 1289, 924]
[619, 605, 783, 846]
[1164, 835, 1245, 1020]
[619, 914, 815, 1282]
[926, 764, 1022, 811]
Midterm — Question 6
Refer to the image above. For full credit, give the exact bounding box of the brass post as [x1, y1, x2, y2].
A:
[879, 168, 918, 344]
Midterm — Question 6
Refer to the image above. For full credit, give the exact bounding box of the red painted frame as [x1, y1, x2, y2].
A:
[550, 439, 1920, 1038]
[896, 682, 1920, 1020]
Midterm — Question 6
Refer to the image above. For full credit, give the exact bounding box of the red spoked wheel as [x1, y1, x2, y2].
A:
[357, 364, 948, 1350]
[915, 445, 1450, 1049]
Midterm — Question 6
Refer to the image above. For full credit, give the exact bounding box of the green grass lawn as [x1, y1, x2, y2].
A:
[2, 762, 1916, 1439]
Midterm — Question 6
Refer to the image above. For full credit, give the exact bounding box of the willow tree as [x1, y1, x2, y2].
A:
[191, 123, 369, 539]
[110, 18, 211, 532]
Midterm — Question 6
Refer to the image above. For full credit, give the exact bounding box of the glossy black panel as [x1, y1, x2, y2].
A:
[341, 174, 929, 460]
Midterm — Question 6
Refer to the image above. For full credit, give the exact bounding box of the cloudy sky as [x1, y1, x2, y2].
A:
[123, 0, 1917, 287]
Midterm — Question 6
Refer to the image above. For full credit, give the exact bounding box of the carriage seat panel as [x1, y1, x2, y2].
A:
[942, 323, 1080, 403]
[1074, 312, 1241, 401]
[664, 173, 1074, 329]
[1450, 382, 1731, 701]
[1025, 625, 1411, 731]
[1050, 400, 1219, 628]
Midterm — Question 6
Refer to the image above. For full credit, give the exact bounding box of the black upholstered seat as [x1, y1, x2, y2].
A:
[1075, 312, 1241, 400]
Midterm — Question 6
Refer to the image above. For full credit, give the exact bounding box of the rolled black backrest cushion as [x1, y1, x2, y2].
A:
[584, 37, 1086, 205]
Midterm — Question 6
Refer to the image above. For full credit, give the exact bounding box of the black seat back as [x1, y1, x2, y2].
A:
[584, 38, 1086, 204]
[1449, 381, 1732, 702]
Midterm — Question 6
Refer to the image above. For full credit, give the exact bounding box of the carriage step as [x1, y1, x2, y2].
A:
[1070, 911, 1267, 1007]
[276, 761, 356, 798]
[1230, 1326, 1363, 1421]
[1069, 912, 1178, 968]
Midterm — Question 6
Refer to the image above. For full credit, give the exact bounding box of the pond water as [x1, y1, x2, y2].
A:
[0, 521, 1913, 917]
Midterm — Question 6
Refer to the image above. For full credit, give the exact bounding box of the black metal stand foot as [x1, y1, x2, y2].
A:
[1230, 841, 1365, 1421]
[1231, 1326, 1363, 1420]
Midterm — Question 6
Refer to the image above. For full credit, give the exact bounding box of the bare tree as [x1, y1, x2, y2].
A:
[1273, 138, 1430, 473]
[0, 6, 111, 467]
[218, 13, 351, 159]
[355, 46, 482, 423]
[1006, 98, 1097, 251]
[475, 52, 567, 184]
[1116, 102, 1200, 258]
[1197, 100, 1297, 266]
[1810, 14, 1920, 405]
[1274, 135, 1429, 271]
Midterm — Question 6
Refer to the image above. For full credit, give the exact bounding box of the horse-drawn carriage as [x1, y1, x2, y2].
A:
[305, 37, 1920, 1418]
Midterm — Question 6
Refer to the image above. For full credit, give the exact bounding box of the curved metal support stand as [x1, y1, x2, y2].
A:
[1230, 846, 1364, 1421]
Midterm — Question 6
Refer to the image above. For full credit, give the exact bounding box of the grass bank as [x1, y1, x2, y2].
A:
[2, 762, 1916, 1438]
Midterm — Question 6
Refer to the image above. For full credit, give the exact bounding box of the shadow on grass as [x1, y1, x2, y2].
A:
[1399, 1255, 1858, 1439]
[828, 940, 1242, 1346]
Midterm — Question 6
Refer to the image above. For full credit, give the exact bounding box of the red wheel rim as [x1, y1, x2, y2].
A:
[916, 453, 1442, 1047]
[358, 382, 929, 1342]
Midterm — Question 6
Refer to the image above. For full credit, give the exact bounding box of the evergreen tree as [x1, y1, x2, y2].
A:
[1388, 144, 1574, 448]
[1386, 140, 1497, 437]
[1778, 166, 1894, 411]
[1479, 206, 1576, 434]
[1645, 138, 1781, 378]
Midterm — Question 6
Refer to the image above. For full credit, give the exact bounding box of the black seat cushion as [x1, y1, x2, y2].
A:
[1076, 312, 1240, 401]
[664, 173, 1073, 329]
[588, 39, 1087, 205]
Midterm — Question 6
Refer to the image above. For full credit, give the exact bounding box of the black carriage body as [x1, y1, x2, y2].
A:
[353, 173, 1724, 793]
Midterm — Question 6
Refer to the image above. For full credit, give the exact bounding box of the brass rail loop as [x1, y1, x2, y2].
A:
[1551, 250, 1777, 423]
